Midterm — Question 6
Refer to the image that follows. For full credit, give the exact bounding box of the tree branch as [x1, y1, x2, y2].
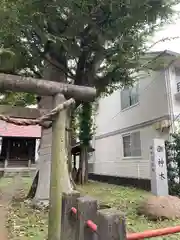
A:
[44, 51, 76, 80]
[27, 19, 76, 80]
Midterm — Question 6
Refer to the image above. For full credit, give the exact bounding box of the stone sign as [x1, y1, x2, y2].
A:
[150, 138, 169, 196]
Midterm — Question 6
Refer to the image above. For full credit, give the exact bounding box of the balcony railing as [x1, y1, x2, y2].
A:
[177, 82, 180, 92]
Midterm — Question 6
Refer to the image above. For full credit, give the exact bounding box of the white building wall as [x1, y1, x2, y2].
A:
[90, 125, 169, 179]
[96, 70, 169, 137]
[90, 69, 171, 179]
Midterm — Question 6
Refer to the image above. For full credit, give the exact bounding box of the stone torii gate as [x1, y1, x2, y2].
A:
[0, 73, 96, 240]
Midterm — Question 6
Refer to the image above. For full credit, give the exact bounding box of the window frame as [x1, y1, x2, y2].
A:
[122, 131, 142, 158]
[121, 83, 139, 111]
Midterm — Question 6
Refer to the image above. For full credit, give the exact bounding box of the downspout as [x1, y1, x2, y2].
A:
[164, 64, 175, 137]
[137, 162, 140, 179]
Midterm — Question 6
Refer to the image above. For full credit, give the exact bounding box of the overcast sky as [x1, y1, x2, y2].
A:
[150, 3, 180, 53]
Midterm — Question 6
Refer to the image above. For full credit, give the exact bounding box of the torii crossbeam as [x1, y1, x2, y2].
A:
[0, 73, 96, 101]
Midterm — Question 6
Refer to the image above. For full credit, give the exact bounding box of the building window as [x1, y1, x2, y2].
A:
[121, 83, 139, 110]
[175, 68, 180, 78]
[123, 131, 141, 157]
[175, 68, 180, 92]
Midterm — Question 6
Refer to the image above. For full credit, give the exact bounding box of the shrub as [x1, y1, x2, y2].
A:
[166, 133, 180, 196]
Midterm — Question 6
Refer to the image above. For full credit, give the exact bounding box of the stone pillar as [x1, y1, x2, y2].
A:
[35, 138, 40, 162]
[34, 96, 53, 202]
[150, 138, 169, 196]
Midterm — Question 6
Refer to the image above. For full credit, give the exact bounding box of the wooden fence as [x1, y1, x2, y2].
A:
[61, 192, 126, 240]
[61, 192, 180, 240]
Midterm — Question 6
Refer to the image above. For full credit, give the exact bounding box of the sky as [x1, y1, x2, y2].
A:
[151, 3, 180, 53]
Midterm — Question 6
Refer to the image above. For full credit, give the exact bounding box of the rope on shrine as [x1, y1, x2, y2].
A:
[0, 98, 75, 128]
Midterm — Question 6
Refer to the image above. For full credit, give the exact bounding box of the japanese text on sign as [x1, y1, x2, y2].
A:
[150, 139, 168, 196]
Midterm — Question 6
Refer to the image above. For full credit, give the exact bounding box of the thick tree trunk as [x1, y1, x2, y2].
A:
[28, 61, 73, 203]
[66, 108, 76, 189]
[78, 102, 92, 184]
[84, 146, 89, 183]
[81, 146, 88, 184]
[77, 145, 88, 184]
[66, 108, 72, 173]
[26, 171, 39, 199]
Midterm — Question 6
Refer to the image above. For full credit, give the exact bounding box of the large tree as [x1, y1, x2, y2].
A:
[0, 0, 178, 201]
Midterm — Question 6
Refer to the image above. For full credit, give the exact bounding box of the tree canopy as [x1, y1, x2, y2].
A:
[0, 0, 178, 97]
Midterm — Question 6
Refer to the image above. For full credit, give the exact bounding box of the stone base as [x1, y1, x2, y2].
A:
[31, 199, 49, 210]
[1, 167, 36, 178]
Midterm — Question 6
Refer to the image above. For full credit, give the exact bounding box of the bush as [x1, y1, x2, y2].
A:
[166, 133, 180, 196]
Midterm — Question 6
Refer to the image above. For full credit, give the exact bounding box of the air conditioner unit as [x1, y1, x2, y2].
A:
[154, 120, 171, 131]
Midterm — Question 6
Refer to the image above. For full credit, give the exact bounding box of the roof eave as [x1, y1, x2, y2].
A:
[140, 50, 180, 70]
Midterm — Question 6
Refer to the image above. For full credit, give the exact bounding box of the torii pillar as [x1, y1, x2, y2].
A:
[0, 73, 96, 202]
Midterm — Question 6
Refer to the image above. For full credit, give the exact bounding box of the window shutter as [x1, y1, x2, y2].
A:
[121, 88, 130, 110]
[131, 131, 141, 156]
